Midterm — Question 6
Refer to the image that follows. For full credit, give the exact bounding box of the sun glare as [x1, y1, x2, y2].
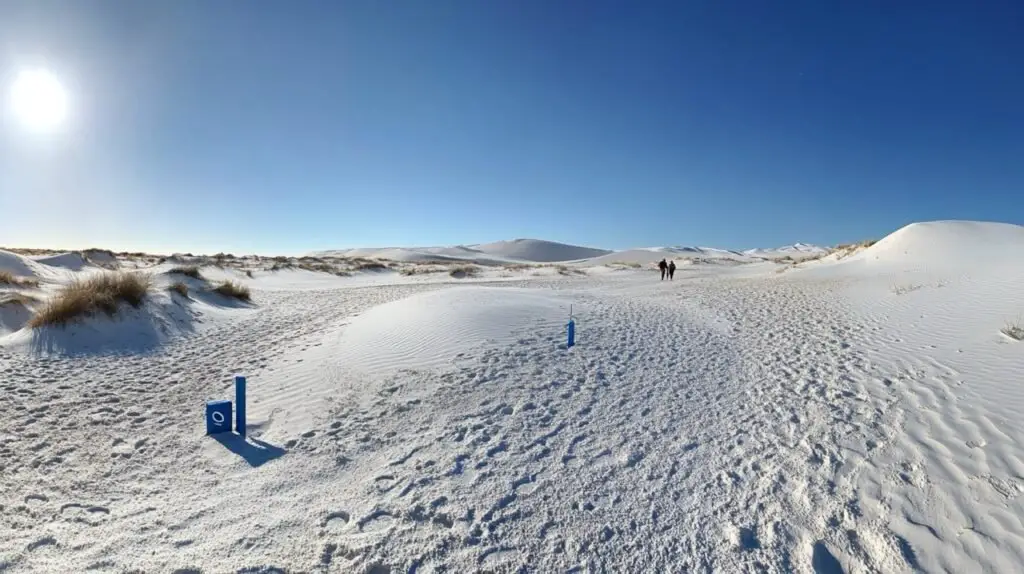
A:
[8, 68, 69, 133]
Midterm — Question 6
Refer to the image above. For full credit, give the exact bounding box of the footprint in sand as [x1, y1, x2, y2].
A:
[322, 510, 350, 534]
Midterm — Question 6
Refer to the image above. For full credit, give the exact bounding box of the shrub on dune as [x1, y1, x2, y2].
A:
[555, 265, 585, 276]
[168, 281, 189, 298]
[169, 265, 204, 280]
[212, 280, 251, 302]
[449, 265, 479, 278]
[28, 272, 152, 328]
[1002, 320, 1024, 341]
[354, 260, 388, 271]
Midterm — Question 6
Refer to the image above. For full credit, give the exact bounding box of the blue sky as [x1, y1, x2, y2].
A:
[1, 1, 1022, 255]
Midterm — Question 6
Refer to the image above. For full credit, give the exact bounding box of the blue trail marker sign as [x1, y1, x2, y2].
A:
[206, 400, 233, 435]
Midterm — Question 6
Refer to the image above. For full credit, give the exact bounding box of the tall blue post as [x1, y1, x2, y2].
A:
[567, 318, 576, 348]
[235, 375, 246, 437]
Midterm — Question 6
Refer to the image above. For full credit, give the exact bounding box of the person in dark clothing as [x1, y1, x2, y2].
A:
[668, 260, 676, 280]
[658, 258, 668, 280]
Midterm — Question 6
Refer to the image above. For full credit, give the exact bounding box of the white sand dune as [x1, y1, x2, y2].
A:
[317, 239, 828, 268]
[470, 238, 612, 262]
[584, 246, 758, 267]
[1, 220, 1023, 573]
[841, 220, 1024, 269]
[0, 250, 42, 278]
[315, 246, 518, 264]
[334, 286, 572, 374]
[31, 252, 91, 271]
[744, 242, 830, 259]
[317, 239, 609, 265]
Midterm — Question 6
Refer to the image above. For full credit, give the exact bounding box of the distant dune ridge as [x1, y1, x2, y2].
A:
[313, 238, 827, 265]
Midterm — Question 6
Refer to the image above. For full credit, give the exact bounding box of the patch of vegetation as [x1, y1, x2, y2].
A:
[354, 260, 388, 271]
[1002, 320, 1024, 341]
[212, 280, 251, 302]
[169, 265, 204, 280]
[28, 272, 152, 328]
[0, 270, 39, 288]
[891, 283, 924, 296]
[168, 281, 189, 298]
[399, 266, 437, 276]
[449, 265, 480, 278]
[555, 265, 586, 276]
[606, 261, 641, 269]
[299, 262, 337, 274]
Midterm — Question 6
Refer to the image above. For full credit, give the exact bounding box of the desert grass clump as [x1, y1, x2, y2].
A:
[169, 265, 204, 280]
[212, 280, 251, 302]
[0, 270, 40, 288]
[354, 260, 388, 271]
[1001, 319, 1024, 341]
[449, 265, 479, 278]
[554, 265, 586, 276]
[28, 271, 152, 328]
[299, 262, 336, 274]
[400, 266, 435, 276]
[168, 281, 189, 298]
[891, 283, 923, 296]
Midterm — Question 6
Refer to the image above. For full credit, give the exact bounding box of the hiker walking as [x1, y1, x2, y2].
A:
[658, 258, 668, 280]
[668, 260, 676, 280]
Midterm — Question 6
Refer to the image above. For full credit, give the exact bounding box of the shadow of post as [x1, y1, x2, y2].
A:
[212, 434, 287, 467]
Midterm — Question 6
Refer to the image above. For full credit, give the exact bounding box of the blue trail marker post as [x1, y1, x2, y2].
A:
[567, 304, 576, 348]
[206, 400, 233, 435]
[235, 375, 247, 437]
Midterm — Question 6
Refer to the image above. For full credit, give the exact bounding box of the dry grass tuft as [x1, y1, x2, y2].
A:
[555, 265, 585, 276]
[606, 261, 641, 269]
[449, 265, 479, 278]
[1001, 320, 1024, 341]
[169, 265, 204, 280]
[400, 266, 436, 276]
[28, 272, 152, 328]
[212, 280, 251, 302]
[354, 260, 388, 271]
[299, 262, 337, 274]
[891, 283, 924, 296]
[0, 270, 40, 288]
[168, 281, 189, 298]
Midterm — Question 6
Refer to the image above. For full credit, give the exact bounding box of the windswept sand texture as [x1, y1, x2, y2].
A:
[1, 220, 1022, 572]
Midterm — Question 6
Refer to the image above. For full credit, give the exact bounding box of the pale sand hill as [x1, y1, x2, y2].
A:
[1, 220, 1022, 573]
[470, 238, 612, 262]
[315, 238, 609, 264]
[315, 239, 831, 268]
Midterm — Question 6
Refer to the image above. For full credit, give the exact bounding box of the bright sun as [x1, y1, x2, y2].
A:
[8, 68, 69, 132]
